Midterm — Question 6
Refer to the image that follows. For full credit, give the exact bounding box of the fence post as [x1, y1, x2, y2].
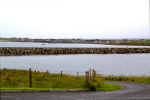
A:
[77, 71, 78, 78]
[29, 68, 32, 88]
[47, 70, 49, 76]
[3, 68, 6, 76]
[92, 69, 96, 77]
[61, 70, 62, 78]
[35, 70, 36, 76]
[85, 71, 90, 89]
[89, 68, 91, 80]
[94, 71, 96, 77]
[14, 69, 15, 76]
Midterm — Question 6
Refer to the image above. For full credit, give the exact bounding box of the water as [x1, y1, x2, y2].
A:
[0, 42, 150, 48]
[1, 54, 150, 76]
[0, 42, 149, 76]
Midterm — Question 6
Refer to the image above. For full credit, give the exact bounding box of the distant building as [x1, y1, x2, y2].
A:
[141, 39, 146, 41]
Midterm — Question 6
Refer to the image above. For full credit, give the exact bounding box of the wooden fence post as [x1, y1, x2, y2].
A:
[85, 71, 90, 89]
[92, 69, 94, 77]
[14, 69, 15, 76]
[92, 69, 96, 77]
[47, 70, 49, 76]
[3, 68, 6, 76]
[35, 70, 36, 76]
[61, 70, 62, 78]
[94, 71, 96, 77]
[29, 68, 32, 88]
[89, 68, 91, 80]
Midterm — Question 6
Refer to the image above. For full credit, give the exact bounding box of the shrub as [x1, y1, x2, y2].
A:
[89, 76, 104, 91]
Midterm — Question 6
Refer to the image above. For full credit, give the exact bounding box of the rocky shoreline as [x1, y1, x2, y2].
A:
[0, 48, 150, 56]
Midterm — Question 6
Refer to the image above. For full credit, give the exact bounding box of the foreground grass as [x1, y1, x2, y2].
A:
[103, 75, 150, 83]
[0, 69, 122, 91]
[1, 83, 123, 91]
[1, 87, 55, 90]
[96, 83, 123, 91]
[0, 69, 86, 89]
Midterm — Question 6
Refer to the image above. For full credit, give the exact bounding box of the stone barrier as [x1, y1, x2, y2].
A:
[0, 48, 150, 55]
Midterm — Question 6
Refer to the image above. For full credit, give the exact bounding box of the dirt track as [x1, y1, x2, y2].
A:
[1, 81, 150, 100]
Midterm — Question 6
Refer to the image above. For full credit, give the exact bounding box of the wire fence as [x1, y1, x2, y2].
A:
[0, 68, 99, 88]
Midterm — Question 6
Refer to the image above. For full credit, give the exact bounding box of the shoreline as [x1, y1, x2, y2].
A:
[101, 43, 150, 46]
[1, 41, 150, 46]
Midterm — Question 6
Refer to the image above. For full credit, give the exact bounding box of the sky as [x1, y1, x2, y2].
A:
[0, 0, 149, 39]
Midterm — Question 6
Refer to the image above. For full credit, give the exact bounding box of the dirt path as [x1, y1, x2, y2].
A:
[1, 81, 150, 100]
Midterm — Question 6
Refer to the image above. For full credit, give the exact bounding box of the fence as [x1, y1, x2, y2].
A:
[0, 68, 99, 88]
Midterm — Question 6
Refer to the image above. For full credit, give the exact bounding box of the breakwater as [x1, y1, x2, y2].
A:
[0, 48, 150, 55]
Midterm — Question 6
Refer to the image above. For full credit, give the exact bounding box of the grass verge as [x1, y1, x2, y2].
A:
[96, 83, 123, 91]
[0, 69, 123, 91]
[102, 75, 150, 83]
[1, 83, 123, 91]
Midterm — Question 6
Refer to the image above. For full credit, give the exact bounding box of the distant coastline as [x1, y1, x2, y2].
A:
[0, 37, 150, 46]
[102, 43, 150, 46]
[1, 41, 150, 46]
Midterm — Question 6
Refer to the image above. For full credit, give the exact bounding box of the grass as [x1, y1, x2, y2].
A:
[1, 87, 54, 90]
[0, 38, 15, 41]
[1, 84, 123, 91]
[120, 40, 150, 45]
[0, 69, 86, 89]
[0, 69, 123, 91]
[96, 83, 123, 91]
[102, 75, 150, 83]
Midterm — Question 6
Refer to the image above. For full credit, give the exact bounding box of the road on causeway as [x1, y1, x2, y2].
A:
[1, 81, 150, 100]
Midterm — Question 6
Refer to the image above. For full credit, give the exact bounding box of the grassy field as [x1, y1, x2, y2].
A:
[120, 40, 150, 45]
[0, 69, 122, 91]
[102, 75, 150, 83]
[0, 38, 15, 41]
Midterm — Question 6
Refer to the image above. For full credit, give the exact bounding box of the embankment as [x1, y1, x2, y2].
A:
[0, 48, 150, 56]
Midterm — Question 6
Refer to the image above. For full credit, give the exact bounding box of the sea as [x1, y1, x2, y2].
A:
[0, 42, 150, 76]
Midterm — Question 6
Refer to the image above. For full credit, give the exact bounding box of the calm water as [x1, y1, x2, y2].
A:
[1, 54, 150, 76]
[1, 42, 150, 48]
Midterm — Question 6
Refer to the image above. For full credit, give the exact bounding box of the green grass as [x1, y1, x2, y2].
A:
[0, 69, 123, 91]
[0, 69, 86, 89]
[1, 87, 54, 90]
[0, 38, 14, 41]
[96, 83, 123, 91]
[103, 75, 150, 83]
[120, 40, 150, 45]
[1, 83, 123, 91]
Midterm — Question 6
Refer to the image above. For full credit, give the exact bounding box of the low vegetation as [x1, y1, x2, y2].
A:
[103, 75, 150, 83]
[0, 38, 15, 41]
[120, 40, 150, 45]
[0, 69, 86, 89]
[96, 83, 123, 91]
[0, 69, 122, 91]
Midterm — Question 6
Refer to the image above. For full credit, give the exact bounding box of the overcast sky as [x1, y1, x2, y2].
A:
[0, 0, 149, 39]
